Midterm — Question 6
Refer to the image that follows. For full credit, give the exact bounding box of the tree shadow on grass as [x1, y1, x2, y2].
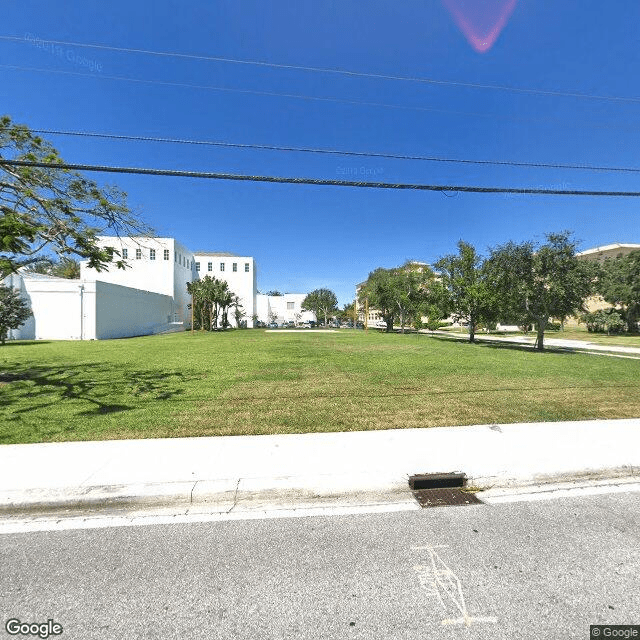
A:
[0, 363, 187, 431]
[425, 333, 580, 356]
[1, 341, 53, 347]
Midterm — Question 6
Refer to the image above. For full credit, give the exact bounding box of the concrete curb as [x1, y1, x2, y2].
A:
[1, 419, 639, 518]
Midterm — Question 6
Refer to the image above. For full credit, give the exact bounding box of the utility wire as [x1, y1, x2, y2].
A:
[2, 64, 636, 133]
[31, 127, 640, 175]
[4, 159, 640, 196]
[3, 34, 639, 104]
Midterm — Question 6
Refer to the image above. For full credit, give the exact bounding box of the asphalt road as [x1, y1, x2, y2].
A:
[1, 492, 639, 639]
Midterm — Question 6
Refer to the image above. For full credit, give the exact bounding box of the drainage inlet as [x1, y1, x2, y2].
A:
[409, 472, 483, 508]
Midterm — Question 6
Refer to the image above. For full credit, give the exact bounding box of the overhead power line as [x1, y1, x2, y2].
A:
[31, 127, 640, 175]
[4, 159, 640, 197]
[2, 34, 639, 104]
[3, 64, 636, 133]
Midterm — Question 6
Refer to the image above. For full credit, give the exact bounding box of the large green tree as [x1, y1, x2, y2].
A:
[358, 268, 398, 332]
[302, 288, 338, 326]
[435, 241, 496, 343]
[358, 263, 439, 333]
[0, 283, 31, 345]
[485, 232, 594, 350]
[598, 250, 640, 331]
[0, 115, 150, 279]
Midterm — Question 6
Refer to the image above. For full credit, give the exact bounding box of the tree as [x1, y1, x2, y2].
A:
[232, 295, 246, 328]
[358, 268, 398, 332]
[26, 256, 81, 279]
[582, 308, 627, 335]
[265, 290, 283, 296]
[0, 284, 31, 345]
[336, 302, 355, 323]
[485, 232, 594, 351]
[359, 262, 442, 333]
[598, 250, 640, 332]
[435, 241, 496, 343]
[302, 288, 338, 326]
[187, 275, 232, 330]
[390, 261, 438, 333]
[0, 116, 151, 279]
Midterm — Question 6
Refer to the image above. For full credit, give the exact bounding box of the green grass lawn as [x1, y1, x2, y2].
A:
[1, 329, 639, 444]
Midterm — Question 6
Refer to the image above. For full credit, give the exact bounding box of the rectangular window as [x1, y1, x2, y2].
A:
[220, 263, 225, 272]
[122, 248, 128, 259]
[136, 248, 142, 260]
[195, 262, 200, 272]
[232, 263, 237, 272]
[244, 263, 250, 272]
[208, 262, 212, 272]
[287, 302, 294, 310]
[150, 249, 156, 260]
[164, 249, 170, 261]
[175, 252, 177, 263]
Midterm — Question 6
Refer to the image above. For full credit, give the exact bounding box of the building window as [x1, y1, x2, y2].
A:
[208, 262, 212, 272]
[220, 263, 225, 272]
[175, 252, 177, 263]
[164, 249, 170, 261]
[150, 249, 156, 260]
[233, 263, 237, 272]
[136, 248, 142, 260]
[287, 302, 294, 310]
[122, 248, 128, 259]
[245, 263, 250, 272]
[195, 262, 200, 272]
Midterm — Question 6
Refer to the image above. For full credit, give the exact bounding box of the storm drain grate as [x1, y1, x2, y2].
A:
[409, 473, 484, 508]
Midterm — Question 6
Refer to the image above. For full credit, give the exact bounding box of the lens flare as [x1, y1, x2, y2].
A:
[441, 0, 518, 52]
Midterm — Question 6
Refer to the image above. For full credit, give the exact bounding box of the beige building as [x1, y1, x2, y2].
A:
[576, 243, 640, 314]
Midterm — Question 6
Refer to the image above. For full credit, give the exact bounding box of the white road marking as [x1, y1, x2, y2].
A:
[0, 500, 419, 535]
[482, 479, 640, 504]
[412, 545, 497, 628]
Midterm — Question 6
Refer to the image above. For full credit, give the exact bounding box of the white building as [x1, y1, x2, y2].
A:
[256, 293, 316, 325]
[80, 237, 196, 325]
[193, 252, 257, 327]
[3, 236, 258, 340]
[3, 271, 177, 341]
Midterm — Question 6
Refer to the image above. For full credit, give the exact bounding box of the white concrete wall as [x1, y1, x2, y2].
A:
[255, 294, 316, 325]
[193, 255, 256, 327]
[3, 274, 84, 340]
[81, 237, 197, 327]
[93, 281, 175, 339]
[2, 273, 176, 341]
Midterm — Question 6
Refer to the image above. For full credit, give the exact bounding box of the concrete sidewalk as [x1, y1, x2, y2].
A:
[433, 330, 640, 356]
[1, 419, 639, 517]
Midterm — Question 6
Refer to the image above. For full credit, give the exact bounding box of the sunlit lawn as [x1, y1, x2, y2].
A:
[1, 329, 639, 444]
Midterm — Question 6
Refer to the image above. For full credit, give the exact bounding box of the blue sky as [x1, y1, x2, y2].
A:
[2, 1, 639, 305]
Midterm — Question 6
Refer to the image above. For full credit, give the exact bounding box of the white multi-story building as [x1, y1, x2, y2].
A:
[193, 252, 257, 327]
[4, 236, 258, 340]
[80, 237, 196, 325]
[256, 293, 316, 325]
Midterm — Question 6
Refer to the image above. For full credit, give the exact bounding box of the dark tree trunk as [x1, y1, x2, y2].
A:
[535, 318, 546, 350]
